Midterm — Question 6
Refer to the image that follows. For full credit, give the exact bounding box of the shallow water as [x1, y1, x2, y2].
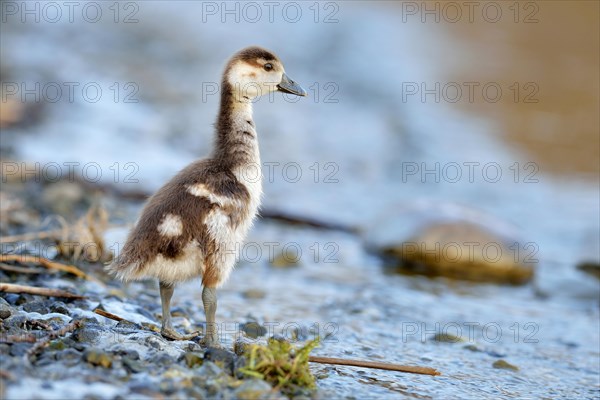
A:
[1, 1, 599, 398]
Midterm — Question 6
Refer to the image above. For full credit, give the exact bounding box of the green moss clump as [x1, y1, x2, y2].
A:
[239, 337, 319, 395]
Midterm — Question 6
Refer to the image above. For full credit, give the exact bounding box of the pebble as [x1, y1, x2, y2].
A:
[49, 302, 70, 315]
[233, 379, 274, 398]
[493, 359, 519, 371]
[184, 352, 204, 368]
[9, 343, 31, 357]
[0, 297, 13, 319]
[85, 348, 113, 368]
[204, 347, 236, 375]
[241, 321, 267, 339]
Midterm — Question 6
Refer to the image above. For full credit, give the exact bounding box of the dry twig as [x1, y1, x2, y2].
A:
[308, 356, 441, 376]
[94, 308, 125, 322]
[0, 283, 84, 299]
[0, 254, 100, 283]
[0, 230, 63, 244]
[0, 263, 47, 274]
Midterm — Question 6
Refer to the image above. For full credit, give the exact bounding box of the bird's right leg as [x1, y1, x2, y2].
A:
[159, 281, 199, 340]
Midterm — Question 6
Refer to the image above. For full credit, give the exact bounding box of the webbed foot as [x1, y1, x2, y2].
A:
[161, 326, 201, 341]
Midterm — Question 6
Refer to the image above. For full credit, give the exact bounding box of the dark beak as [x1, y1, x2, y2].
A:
[277, 73, 307, 96]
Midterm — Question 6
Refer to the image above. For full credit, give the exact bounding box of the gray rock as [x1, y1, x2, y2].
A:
[0, 297, 13, 319]
[10, 343, 31, 356]
[204, 347, 235, 375]
[241, 321, 267, 339]
[49, 301, 70, 315]
[23, 300, 51, 314]
[233, 379, 273, 399]
[56, 348, 82, 367]
[72, 323, 103, 344]
[151, 352, 176, 368]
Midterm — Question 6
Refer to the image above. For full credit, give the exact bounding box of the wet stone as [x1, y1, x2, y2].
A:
[49, 301, 70, 315]
[16, 294, 36, 306]
[233, 379, 273, 399]
[122, 357, 146, 374]
[241, 321, 267, 339]
[85, 348, 113, 368]
[493, 359, 519, 371]
[151, 352, 176, 368]
[72, 324, 103, 344]
[0, 343, 10, 355]
[234, 337, 254, 356]
[145, 335, 165, 350]
[2, 294, 19, 306]
[0, 297, 13, 319]
[115, 320, 142, 331]
[56, 348, 82, 366]
[433, 333, 464, 343]
[204, 347, 235, 375]
[184, 352, 204, 368]
[22, 300, 51, 314]
[10, 343, 31, 357]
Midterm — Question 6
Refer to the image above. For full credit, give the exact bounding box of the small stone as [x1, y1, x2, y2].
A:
[233, 337, 254, 356]
[241, 322, 267, 339]
[0, 297, 13, 319]
[151, 352, 175, 368]
[49, 302, 70, 315]
[196, 361, 224, 379]
[242, 289, 266, 299]
[233, 379, 273, 399]
[72, 324, 102, 344]
[48, 340, 67, 351]
[85, 348, 113, 368]
[204, 347, 235, 374]
[9, 343, 31, 357]
[56, 348, 81, 366]
[115, 320, 142, 330]
[122, 357, 146, 373]
[432, 333, 464, 343]
[22, 300, 51, 314]
[271, 249, 301, 268]
[2, 294, 20, 306]
[184, 352, 203, 368]
[493, 359, 519, 371]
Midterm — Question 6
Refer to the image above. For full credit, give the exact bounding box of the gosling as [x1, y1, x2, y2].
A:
[107, 46, 306, 346]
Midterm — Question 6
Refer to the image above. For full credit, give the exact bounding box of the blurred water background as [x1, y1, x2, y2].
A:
[1, 1, 599, 398]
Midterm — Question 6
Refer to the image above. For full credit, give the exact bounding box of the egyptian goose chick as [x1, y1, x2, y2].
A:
[107, 46, 306, 345]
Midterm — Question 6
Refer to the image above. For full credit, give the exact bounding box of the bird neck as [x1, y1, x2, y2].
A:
[213, 81, 260, 168]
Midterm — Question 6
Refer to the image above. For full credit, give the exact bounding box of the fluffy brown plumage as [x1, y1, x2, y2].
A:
[106, 46, 306, 344]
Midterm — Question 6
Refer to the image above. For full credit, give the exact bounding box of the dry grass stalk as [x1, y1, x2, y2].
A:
[0, 283, 84, 299]
[308, 356, 441, 376]
[0, 254, 99, 282]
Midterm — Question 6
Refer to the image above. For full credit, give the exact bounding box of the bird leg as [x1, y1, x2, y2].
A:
[159, 281, 200, 341]
[200, 286, 220, 347]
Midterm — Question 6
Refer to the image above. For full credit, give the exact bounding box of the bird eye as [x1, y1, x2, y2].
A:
[264, 63, 273, 71]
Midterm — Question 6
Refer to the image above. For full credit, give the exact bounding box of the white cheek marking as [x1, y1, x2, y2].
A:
[157, 214, 183, 237]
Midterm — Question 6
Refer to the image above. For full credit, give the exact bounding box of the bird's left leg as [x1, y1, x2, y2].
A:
[159, 281, 200, 340]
